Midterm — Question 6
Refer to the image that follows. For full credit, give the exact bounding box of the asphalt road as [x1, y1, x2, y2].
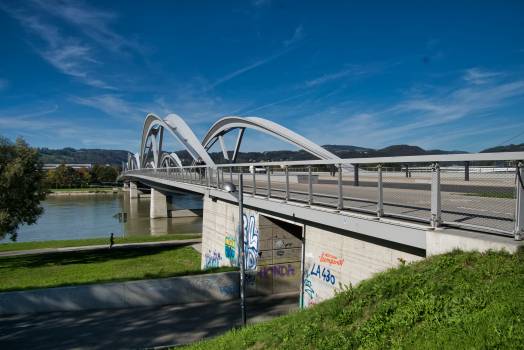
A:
[0, 292, 300, 350]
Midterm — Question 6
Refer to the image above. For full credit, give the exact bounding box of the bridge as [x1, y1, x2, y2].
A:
[119, 113, 524, 308]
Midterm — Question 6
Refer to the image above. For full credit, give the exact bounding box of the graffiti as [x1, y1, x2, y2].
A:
[190, 279, 214, 290]
[258, 263, 298, 282]
[274, 239, 284, 248]
[277, 250, 284, 256]
[304, 271, 315, 298]
[306, 252, 314, 258]
[225, 235, 236, 264]
[204, 250, 222, 269]
[310, 263, 336, 285]
[285, 243, 293, 248]
[245, 273, 256, 286]
[243, 213, 259, 270]
[148, 285, 172, 291]
[319, 253, 345, 267]
[343, 216, 347, 224]
[219, 284, 239, 298]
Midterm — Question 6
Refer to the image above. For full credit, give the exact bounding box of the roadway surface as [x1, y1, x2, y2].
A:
[0, 292, 300, 350]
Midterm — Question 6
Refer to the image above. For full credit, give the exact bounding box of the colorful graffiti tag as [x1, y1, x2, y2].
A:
[225, 235, 236, 264]
[204, 250, 222, 269]
[258, 263, 298, 282]
[243, 213, 259, 270]
[310, 263, 336, 285]
[319, 253, 344, 267]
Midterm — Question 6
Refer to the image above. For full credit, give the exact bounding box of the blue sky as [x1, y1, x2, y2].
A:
[0, 0, 523, 154]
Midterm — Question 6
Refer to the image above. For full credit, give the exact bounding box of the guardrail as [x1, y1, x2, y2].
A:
[119, 152, 524, 239]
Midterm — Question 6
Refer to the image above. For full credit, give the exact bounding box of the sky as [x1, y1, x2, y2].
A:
[0, 0, 523, 155]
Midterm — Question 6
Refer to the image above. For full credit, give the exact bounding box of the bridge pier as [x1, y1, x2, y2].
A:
[150, 188, 168, 219]
[130, 181, 138, 199]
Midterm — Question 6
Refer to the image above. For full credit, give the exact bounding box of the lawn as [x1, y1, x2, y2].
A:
[0, 244, 237, 293]
[181, 248, 524, 350]
[50, 188, 119, 191]
[0, 234, 202, 252]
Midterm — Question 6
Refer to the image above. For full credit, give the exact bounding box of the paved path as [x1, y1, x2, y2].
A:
[0, 239, 202, 257]
[0, 292, 300, 350]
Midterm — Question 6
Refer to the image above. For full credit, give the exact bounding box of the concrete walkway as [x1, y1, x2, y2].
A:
[0, 292, 300, 350]
[0, 239, 202, 257]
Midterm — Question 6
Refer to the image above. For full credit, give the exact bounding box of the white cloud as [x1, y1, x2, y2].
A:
[284, 25, 303, 46]
[304, 62, 394, 88]
[464, 68, 501, 85]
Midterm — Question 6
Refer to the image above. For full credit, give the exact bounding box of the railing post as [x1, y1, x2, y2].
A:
[515, 161, 524, 240]
[464, 161, 470, 181]
[378, 164, 384, 217]
[206, 167, 210, 188]
[308, 165, 313, 206]
[230, 166, 233, 183]
[431, 162, 442, 228]
[217, 168, 220, 189]
[405, 164, 409, 178]
[354, 164, 359, 186]
[285, 165, 290, 201]
[337, 164, 343, 210]
[252, 166, 257, 196]
[221, 168, 224, 186]
[267, 167, 271, 198]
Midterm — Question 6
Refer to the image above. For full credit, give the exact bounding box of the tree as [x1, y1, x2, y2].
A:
[0, 136, 49, 241]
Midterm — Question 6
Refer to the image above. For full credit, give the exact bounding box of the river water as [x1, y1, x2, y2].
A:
[1, 192, 203, 243]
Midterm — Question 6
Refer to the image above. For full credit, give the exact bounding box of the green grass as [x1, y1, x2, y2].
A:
[0, 244, 236, 293]
[0, 234, 202, 252]
[50, 187, 118, 192]
[458, 192, 515, 199]
[182, 248, 524, 350]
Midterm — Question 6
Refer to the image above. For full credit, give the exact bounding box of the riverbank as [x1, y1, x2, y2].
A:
[49, 188, 124, 195]
[0, 234, 202, 252]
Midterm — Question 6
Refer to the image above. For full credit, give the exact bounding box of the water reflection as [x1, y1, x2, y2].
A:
[2, 192, 203, 243]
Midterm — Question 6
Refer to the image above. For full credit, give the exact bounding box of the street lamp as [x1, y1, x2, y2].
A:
[221, 174, 246, 327]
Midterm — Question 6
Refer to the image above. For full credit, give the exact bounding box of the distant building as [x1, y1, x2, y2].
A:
[43, 164, 92, 171]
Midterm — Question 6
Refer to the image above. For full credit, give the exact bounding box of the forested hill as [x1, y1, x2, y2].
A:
[38, 148, 129, 168]
[481, 143, 524, 153]
[37, 144, 472, 168]
[173, 144, 468, 164]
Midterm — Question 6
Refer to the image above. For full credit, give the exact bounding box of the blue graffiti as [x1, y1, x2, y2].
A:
[245, 273, 256, 286]
[310, 263, 336, 285]
[204, 250, 222, 269]
[219, 284, 239, 298]
[243, 214, 259, 271]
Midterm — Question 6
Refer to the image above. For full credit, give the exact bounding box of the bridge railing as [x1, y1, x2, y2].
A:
[120, 152, 524, 239]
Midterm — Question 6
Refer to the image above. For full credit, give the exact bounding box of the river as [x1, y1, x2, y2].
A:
[1, 192, 203, 243]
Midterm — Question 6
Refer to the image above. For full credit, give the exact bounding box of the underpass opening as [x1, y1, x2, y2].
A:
[255, 215, 303, 296]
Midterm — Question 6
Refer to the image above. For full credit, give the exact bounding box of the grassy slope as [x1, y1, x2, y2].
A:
[183, 249, 524, 350]
[0, 234, 202, 252]
[0, 244, 236, 293]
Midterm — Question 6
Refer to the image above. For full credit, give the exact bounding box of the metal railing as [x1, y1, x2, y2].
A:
[119, 152, 524, 239]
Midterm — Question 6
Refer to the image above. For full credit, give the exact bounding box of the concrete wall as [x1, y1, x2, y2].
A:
[0, 272, 239, 316]
[201, 196, 523, 309]
[301, 224, 425, 308]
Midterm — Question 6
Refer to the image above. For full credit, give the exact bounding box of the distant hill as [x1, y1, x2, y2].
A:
[38, 148, 129, 169]
[481, 143, 524, 153]
[36, 144, 469, 168]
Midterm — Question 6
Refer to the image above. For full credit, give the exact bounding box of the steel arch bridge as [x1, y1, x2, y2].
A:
[124, 113, 342, 171]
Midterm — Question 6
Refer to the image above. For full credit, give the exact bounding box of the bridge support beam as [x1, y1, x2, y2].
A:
[130, 181, 138, 199]
[150, 188, 168, 219]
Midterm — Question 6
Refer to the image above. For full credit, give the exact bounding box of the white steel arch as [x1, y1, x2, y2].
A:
[201, 116, 341, 163]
